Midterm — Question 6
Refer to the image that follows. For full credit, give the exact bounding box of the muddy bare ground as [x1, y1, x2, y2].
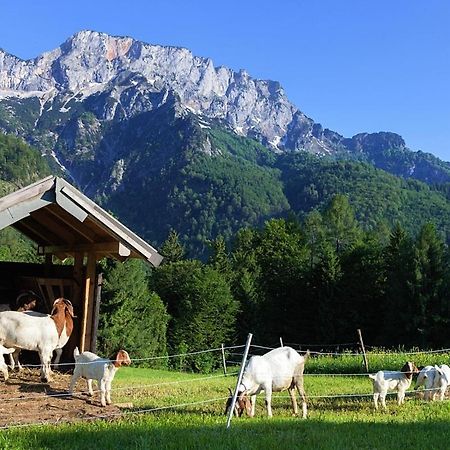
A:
[0, 369, 123, 428]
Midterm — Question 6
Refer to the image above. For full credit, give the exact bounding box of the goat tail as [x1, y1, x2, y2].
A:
[303, 350, 310, 362]
[73, 347, 80, 359]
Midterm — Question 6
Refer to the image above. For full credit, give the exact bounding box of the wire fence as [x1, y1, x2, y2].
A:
[1, 341, 450, 429]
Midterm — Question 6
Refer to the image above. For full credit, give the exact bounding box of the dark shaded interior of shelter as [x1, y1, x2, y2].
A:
[0, 261, 96, 367]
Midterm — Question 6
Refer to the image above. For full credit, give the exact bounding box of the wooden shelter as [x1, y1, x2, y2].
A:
[0, 176, 162, 358]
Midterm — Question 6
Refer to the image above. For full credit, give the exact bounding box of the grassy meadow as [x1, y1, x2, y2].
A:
[1, 349, 450, 449]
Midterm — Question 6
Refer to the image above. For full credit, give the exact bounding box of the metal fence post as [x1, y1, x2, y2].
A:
[226, 333, 253, 429]
[221, 343, 227, 376]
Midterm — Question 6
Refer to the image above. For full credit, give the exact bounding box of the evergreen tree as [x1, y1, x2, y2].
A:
[160, 229, 185, 263]
[381, 224, 416, 345]
[97, 258, 169, 366]
[254, 219, 308, 343]
[207, 235, 232, 280]
[304, 209, 326, 269]
[152, 260, 238, 372]
[230, 228, 263, 343]
[309, 238, 341, 343]
[336, 236, 385, 343]
[414, 223, 447, 346]
[323, 194, 362, 254]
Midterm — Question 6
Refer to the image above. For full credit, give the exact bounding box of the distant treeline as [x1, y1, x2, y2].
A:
[93, 194, 449, 371]
[0, 193, 448, 372]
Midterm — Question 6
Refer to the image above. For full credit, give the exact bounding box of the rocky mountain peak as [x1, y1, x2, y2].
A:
[0, 30, 448, 187]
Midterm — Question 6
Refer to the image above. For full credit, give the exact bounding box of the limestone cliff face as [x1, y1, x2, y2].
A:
[0, 30, 325, 154]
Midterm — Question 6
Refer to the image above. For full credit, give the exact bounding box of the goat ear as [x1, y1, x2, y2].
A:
[228, 388, 233, 396]
[63, 299, 75, 318]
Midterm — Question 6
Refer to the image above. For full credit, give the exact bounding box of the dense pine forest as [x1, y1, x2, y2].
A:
[0, 133, 449, 371]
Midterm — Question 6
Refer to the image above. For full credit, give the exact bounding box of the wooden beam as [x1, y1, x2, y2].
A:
[59, 184, 162, 266]
[80, 252, 96, 352]
[38, 242, 131, 257]
[31, 208, 76, 245]
[17, 218, 59, 244]
[45, 206, 98, 243]
[13, 222, 44, 244]
[90, 273, 103, 353]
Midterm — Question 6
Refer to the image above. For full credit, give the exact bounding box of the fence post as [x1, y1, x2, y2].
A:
[226, 333, 253, 429]
[279, 337, 284, 347]
[221, 343, 227, 376]
[357, 328, 369, 372]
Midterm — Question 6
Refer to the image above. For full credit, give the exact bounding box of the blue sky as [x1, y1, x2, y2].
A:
[1, 0, 449, 161]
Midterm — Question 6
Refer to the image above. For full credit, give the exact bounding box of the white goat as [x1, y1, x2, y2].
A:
[226, 346, 308, 418]
[69, 347, 131, 407]
[415, 365, 438, 400]
[369, 361, 419, 410]
[433, 364, 450, 401]
[0, 298, 74, 382]
[9, 311, 65, 372]
[0, 344, 16, 380]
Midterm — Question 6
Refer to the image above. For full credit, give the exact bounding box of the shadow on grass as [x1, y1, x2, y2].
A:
[2, 414, 450, 450]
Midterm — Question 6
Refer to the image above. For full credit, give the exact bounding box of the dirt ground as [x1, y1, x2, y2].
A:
[0, 369, 123, 428]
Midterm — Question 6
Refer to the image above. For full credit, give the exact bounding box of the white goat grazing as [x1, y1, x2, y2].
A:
[433, 364, 450, 401]
[415, 365, 438, 400]
[369, 361, 419, 410]
[0, 345, 16, 380]
[226, 346, 309, 418]
[0, 298, 74, 382]
[69, 347, 131, 407]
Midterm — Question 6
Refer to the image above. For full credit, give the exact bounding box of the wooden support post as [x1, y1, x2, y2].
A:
[226, 333, 253, 429]
[221, 344, 227, 376]
[80, 252, 96, 352]
[44, 253, 53, 278]
[90, 273, 103, 354]
[357, 328, 369, 372]
[72, 252, 84, 307]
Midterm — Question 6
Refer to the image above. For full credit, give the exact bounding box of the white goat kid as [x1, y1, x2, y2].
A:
[369, 361, 419, 410]
[69, 347, 131, 407]
[433, 364, 450, 401]
[415, 365, 439, 400]
[0, 298, 74, 382]
[227, 346, 308, 418]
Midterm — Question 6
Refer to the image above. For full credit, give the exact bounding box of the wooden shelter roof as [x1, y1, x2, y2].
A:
[0, 176, 163, 266]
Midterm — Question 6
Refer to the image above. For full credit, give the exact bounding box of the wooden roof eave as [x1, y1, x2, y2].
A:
[54, 178, 163, 266]
[0, 176, 163, 267]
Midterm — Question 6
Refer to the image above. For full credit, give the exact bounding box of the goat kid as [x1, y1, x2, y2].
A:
[369, 361, 419, 410]
[415, 365, 438, 400]
[69, 347, 131, 407]
[226, 347, 308, 419]
[0, 298, 74, 382]
[224, 387, 252, 417]
[433, 364, 450, 401]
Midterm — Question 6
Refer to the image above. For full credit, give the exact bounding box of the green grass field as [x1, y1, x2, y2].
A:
[1, 350, 450, 449]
